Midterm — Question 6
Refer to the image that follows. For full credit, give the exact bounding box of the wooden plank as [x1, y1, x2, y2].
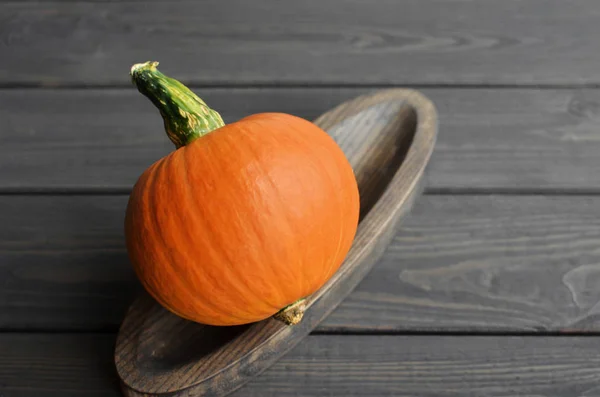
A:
[3, 1, 600, 85]
[3, 194, 600, 332]
[3, 88, 600, 190]
[0, 195, 140, 330]
[0, 334, 120, 397]
[3, 333, 600, 397]
[0, 88, 346, 190]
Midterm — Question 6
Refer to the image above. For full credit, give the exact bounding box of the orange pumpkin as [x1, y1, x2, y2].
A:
[125, 62, 359, 326]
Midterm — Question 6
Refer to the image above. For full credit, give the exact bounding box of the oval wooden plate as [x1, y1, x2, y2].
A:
[115, 89, 438, 397]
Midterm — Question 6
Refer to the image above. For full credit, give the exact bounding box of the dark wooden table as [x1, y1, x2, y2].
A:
[3, 1, 600, 396]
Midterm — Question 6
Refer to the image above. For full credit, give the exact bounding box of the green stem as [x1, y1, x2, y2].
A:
[130, 61, 225, 148]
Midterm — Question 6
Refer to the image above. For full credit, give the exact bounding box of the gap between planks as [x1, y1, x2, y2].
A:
[6, 83, 600, 90]
[2, 188, 600, 196]
[5, 329, 600, 337]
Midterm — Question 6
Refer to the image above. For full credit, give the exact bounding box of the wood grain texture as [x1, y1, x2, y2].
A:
[3, 0, 600, 85]
[333, 195, 600, 333]
[3, 88, 600, 190]
[3, 195, 600, 333]
[4, 333, 600, 397]
[115, 89, 437, 396]
[0, 195, 140, 330]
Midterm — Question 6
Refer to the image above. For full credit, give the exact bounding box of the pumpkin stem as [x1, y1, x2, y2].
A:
[274, 299, 306, 325]
[130, 61, 225, 148]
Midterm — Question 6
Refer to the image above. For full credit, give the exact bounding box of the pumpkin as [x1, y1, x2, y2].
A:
[125, 62, 360, 326]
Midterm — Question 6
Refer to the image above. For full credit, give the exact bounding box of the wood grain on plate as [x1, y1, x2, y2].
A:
[4, 195, 600, 332]
[3, 333, 600, 397]
[2, 0, 600, 85]
[3, 88, 600, 191]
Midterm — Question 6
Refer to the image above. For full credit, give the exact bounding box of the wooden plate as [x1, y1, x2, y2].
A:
[115, 89, 438, 397]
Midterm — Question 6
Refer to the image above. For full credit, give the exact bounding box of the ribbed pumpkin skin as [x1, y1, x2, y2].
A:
[125, 113, 359, 326]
